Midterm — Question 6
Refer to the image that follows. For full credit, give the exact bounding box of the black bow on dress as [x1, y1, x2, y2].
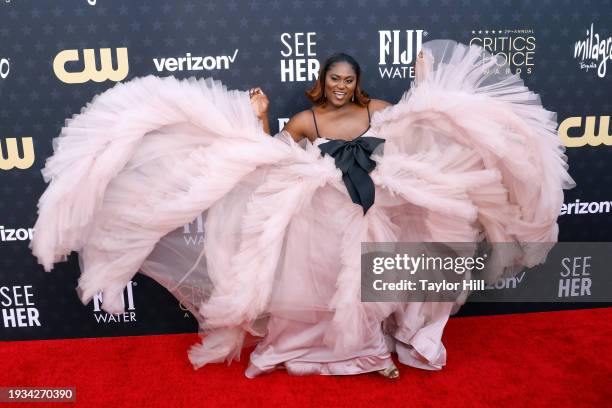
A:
[318, 136, 385, 214]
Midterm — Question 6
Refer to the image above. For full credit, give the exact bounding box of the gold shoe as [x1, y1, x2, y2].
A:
[378, 363, 400, 379]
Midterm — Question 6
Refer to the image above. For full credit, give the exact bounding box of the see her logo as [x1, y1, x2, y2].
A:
[1, 285, 41, 328]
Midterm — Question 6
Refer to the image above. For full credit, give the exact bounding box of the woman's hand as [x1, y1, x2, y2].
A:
[249, 87, 269, 120]
[414, 49, 429, 84]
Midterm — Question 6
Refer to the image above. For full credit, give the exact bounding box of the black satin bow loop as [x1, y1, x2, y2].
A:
[319, 136, 385, 214]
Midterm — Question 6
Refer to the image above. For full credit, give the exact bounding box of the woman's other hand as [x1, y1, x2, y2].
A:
[249, 87, 269, 120]
[249, 87, 270, 134]
[414, 49, 429, 84]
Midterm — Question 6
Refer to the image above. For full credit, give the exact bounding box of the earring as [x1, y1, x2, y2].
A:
[351, 94, 355, 102]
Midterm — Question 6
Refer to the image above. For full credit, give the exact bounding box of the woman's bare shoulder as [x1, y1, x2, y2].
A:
[368, 98, 392, 113]
[283, 109, 317, 142]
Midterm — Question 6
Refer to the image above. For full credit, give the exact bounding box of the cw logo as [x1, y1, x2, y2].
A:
[53, 47, 129, 84]
[559, 116, 611, 147]
[0, 137, 35, 170]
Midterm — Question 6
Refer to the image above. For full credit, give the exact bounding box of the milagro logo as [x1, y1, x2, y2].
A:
[53, 47, 129, 84]
[574, 23, 612, 78]
[558, 115, 611, 148]
[378, 29, 426, 79]
[1, 285, 41, 328]
[92, 281, 137, 323]
[0, 57, 9, 79]
[0, 225, 34, 243]
[279, 32, 319, 82]
[152, 49, 239, 73]
[469, 28, 535, 75]
[560, 199, 612, 215]
[0, 137, 35, 171]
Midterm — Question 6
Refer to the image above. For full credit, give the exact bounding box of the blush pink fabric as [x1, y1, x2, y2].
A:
[31, 40, 574, 377]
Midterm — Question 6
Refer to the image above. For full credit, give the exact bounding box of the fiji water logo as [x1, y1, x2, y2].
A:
[378, 29, 426, 79]
[92, 281, 137, 323]
[183, 213, 205, 246]
[573, 23, 612, 78]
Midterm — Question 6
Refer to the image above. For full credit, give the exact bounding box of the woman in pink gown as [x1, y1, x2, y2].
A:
[30, 40, 574, 378]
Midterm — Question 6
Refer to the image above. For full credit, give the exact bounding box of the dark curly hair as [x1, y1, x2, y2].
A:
[305, 53, 370, 107]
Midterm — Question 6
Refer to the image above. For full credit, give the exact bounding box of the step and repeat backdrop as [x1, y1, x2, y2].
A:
[1, 0, 611, 341]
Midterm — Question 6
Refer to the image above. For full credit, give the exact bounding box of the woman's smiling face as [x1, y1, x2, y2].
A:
[324, 62, 357, 107]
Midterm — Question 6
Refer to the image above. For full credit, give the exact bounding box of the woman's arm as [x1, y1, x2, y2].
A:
[282, 110, 312, 143]
[260, 114, 271, 135]
[369, 98, 392, 114]
[249, 87, 271, 134]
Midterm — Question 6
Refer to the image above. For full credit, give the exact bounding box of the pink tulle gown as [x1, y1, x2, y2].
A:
[30, 40, 574, 377]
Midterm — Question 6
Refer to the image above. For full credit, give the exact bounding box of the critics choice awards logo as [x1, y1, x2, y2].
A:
[470, 29, 536, 76]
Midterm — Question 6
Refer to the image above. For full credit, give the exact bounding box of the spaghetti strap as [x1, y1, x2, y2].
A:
[310, 108, 321, 138]
[366, 103, 371, 124]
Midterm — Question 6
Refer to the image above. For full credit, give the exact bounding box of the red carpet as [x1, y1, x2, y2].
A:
[1, 308, 610, 407]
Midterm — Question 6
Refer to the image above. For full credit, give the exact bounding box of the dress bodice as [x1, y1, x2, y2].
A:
[312, 128, 385, 214]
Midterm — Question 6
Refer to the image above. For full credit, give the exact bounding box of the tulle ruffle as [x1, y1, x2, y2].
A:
[30, 39, 574, 375]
